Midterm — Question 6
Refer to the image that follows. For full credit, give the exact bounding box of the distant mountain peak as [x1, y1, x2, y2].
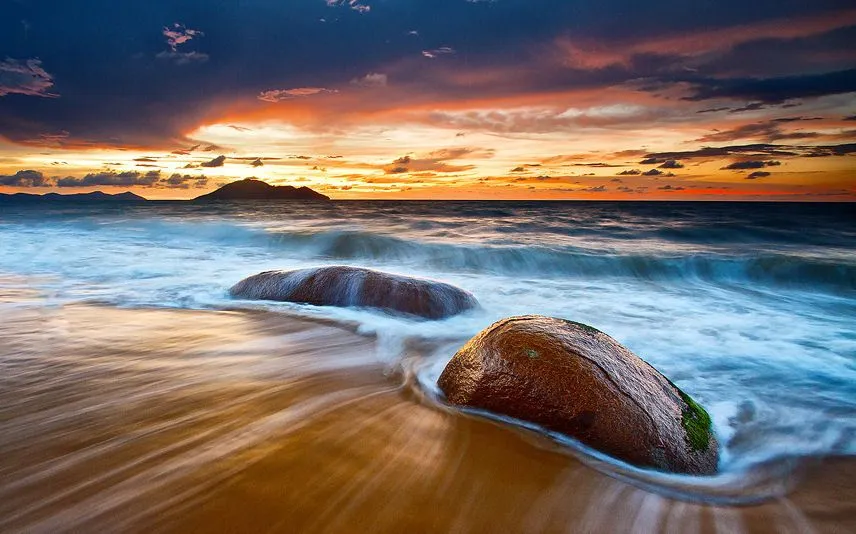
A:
[194, 178, 330, 201]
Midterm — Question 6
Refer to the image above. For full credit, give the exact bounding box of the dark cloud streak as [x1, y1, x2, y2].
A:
[1, 169, 211, 189]
[0, 169, 52, 187]
[641, 142, 855, 161]
[722, 160, 781, 170]
[682, 69, 856, 104]
[0, 1, 854, 150]
[200, 155, 226, 168]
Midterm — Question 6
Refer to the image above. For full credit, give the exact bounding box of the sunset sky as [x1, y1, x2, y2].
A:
[1, 0, 854, 200]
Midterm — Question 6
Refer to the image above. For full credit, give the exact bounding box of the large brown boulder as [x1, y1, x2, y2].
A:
[437, 316, 718, 475]
[230, 266, 478, 320]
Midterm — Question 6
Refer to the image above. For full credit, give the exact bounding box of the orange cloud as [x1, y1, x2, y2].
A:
[557, 8, 856, 68]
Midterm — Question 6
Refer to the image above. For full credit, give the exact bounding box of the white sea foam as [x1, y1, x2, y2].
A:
[1, 201, 854, 473]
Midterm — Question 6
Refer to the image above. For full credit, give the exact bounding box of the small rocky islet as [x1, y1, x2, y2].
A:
[231, 267, 718, 475]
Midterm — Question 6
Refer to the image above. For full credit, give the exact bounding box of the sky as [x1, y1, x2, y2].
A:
[0, 0, 854, 200]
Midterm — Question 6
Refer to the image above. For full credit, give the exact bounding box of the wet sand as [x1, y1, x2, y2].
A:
[0, 290, 854, 533]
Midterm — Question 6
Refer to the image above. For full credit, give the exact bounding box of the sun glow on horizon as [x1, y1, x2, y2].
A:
[1, 3, 854, 200]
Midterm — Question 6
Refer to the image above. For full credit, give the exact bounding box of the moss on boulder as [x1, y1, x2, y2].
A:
[677, 388, 714, 452]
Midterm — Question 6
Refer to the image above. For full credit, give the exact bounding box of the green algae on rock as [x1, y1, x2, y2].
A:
[677, 388, 714, 452]
[663, 376, 714, 453]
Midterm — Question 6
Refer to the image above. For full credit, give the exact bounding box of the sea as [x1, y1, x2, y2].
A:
[0, 200, 854, 529]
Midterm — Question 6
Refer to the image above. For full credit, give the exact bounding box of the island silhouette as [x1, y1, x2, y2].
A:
[194, 178, 330, 201]
[0, 179, 330, 203]
[0, 191, 146, 203]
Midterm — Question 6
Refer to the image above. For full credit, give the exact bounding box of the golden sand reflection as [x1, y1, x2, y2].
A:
[0, 295, 852, 533]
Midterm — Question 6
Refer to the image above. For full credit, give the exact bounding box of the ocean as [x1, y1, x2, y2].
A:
[0, 200, 854, 531]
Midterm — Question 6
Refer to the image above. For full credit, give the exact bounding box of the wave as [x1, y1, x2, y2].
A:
[256, 229, 856, 292]
[7, 216, 854, 293]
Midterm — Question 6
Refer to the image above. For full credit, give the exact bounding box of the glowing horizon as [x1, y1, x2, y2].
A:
[1, 1, 854, 200]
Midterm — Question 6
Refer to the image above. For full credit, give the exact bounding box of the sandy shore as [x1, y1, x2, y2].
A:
[0, 290, 853, 533]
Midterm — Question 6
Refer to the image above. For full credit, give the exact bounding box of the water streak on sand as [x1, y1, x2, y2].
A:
[0, 295, 853, 532]
[0, 200, 854, 531]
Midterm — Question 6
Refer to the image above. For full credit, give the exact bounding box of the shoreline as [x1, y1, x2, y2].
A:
[1, 295, 854, 532]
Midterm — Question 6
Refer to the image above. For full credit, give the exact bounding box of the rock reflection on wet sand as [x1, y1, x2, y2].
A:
[0, 295, 853, 533]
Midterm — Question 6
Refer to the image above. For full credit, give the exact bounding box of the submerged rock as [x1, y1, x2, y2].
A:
[230, 266, 478, 319]
[437, 316, 718, 475]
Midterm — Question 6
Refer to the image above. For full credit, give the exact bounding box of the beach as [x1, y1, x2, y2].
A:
[3, 0, 855, 530]
[0, 200, 854, 532]
[0, 285, 854, 533]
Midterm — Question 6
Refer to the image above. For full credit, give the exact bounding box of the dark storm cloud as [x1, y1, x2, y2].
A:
[1, 168, 212, 188]
[1, 1, 855, 146]
[772, 116, 824, 123]
[640, 143, 856, 161]
[0, 169, 51, 187]
[56, 170, 162, 188]
[747, 171, 772, 179]
[163, 173, 209, 189]
[683, 69, 856, 104]
[658, 160, 684, 169]
[200, 155, 226, 168]
[803, 143, 856, 156]
[722, 160, 781, 170]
